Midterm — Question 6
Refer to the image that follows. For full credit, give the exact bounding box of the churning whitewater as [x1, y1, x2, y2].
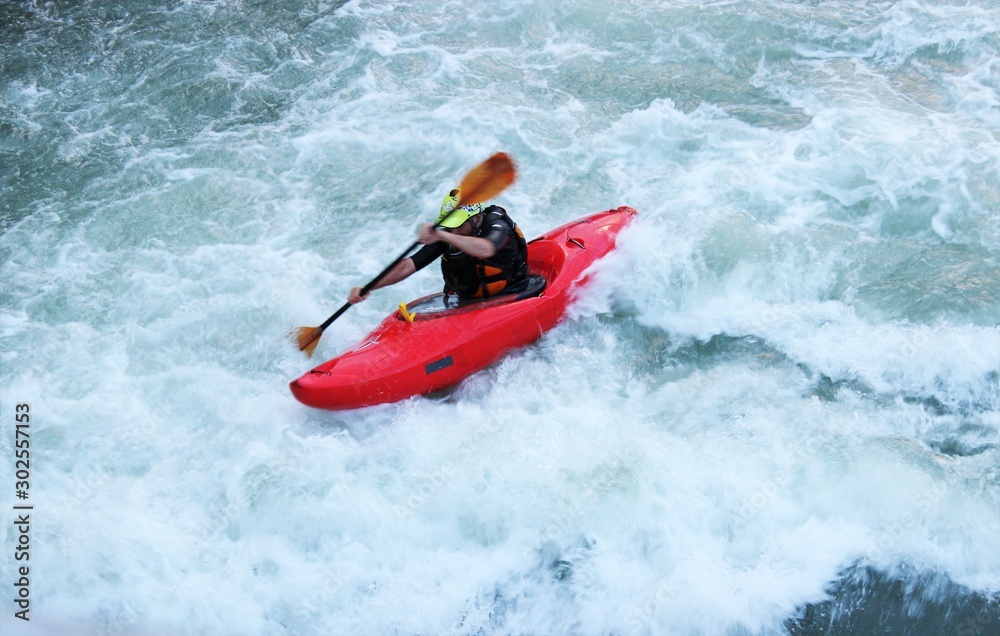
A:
[1, 1, 999, 634]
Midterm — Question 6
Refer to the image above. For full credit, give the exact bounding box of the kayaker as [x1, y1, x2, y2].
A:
[348, 189, 529, 304]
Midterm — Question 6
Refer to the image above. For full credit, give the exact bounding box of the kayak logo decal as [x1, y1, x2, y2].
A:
[425, 356, 454, 374]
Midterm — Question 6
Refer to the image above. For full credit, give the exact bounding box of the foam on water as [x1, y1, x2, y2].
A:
[2, 1, 999, 635]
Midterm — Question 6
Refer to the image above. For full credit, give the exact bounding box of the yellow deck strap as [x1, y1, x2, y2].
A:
[399, 301, 415, 323]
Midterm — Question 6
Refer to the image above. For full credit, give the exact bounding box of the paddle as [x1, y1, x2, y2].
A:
[294, 152, 516, 357]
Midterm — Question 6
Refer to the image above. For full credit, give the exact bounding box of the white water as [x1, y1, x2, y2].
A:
[1, 1, 999, 634]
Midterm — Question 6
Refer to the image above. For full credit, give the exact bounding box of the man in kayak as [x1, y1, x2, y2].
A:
[348, 189, 529, 304]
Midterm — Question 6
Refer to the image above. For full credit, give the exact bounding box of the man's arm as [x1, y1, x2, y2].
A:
[419, 223, 497, 259]
[348, 258, 417, 304]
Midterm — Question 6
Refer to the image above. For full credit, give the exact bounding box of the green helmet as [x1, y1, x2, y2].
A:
[436, 188, 484, 228]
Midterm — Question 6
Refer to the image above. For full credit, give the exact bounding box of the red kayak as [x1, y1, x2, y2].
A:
[290, 206, 637, 410]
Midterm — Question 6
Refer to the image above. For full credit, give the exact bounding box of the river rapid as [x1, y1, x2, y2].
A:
[1, 1, 999, 634]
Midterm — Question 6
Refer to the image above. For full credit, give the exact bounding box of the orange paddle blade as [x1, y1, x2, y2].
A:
[295, 326, 323, 357]
[457, 152, 516, 206]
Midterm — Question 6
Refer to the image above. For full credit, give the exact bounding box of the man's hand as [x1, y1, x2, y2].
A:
[347, 286, 368, 304]
[418, 223, 441, 245]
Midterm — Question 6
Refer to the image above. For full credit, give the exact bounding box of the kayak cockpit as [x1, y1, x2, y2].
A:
[400, 273, 547, 320]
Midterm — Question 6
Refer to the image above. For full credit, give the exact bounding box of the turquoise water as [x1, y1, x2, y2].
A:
[2, 1, 999, 634]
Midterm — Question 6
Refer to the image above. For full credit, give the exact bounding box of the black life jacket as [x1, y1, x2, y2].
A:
[441, 206, 528, 299]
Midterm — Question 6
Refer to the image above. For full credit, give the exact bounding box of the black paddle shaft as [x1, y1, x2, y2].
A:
[318, 239, 420, 331]
[314, 204, 470, 335]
